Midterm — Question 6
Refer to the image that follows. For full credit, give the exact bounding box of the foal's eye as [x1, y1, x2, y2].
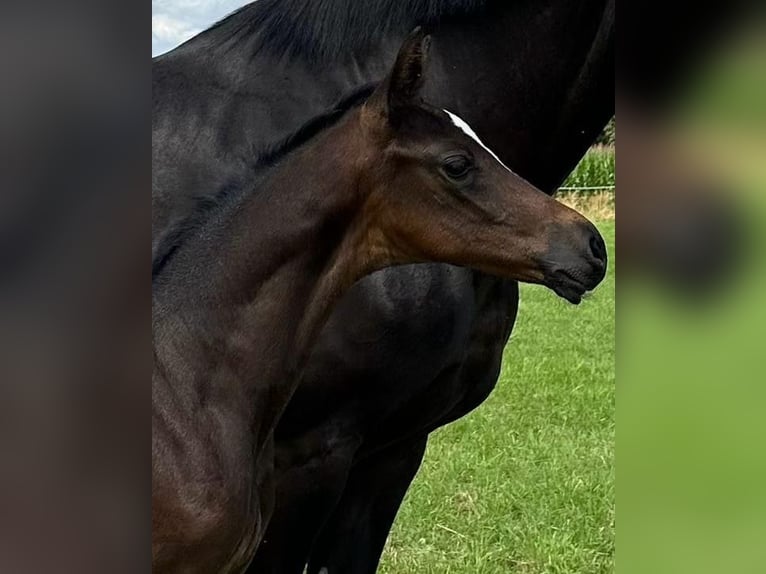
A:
[441, 155, 472, 181]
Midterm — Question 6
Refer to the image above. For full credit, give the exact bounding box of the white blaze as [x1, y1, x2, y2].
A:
[443, 110, 512, 173]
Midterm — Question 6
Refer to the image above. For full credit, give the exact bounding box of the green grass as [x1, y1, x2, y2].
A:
[562, 147, 615, 192]
[379, 221, 615, 574]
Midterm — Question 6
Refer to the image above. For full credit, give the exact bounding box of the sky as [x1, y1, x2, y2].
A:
[152, 0, 247, 57]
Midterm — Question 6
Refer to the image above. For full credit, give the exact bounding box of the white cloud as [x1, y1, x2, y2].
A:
[152, 0, 247, 57]
[152, 14, 199, 48]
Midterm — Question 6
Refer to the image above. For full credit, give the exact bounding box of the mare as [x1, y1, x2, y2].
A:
[152, 31, 606, 574]
[152, 1, 614, 571]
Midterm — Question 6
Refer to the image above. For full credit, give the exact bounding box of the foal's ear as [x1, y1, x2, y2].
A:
[364, 27, 431, 127]
[387, 27, 431, 110]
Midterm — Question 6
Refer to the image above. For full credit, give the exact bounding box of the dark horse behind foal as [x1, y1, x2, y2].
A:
[153, 1, 614, 572]
[152, 31, 606, 574]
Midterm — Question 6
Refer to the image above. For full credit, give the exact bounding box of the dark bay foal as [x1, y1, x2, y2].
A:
[152, 31, 606, 574]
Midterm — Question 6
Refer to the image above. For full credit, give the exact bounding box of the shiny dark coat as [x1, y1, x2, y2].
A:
[152, 1, 614, 572]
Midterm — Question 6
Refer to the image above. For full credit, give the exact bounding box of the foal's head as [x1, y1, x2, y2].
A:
[344, 29, 607, 302]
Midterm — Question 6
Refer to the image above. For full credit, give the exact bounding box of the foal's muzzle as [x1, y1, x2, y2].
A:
[542, 221, 608, 304]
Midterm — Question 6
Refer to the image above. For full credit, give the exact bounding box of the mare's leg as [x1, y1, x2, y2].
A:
[306, 436, 428, 574]
[246, 430, 360, 574]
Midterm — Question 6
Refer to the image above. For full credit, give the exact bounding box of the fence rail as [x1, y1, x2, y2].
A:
[558, 185, 615, 192]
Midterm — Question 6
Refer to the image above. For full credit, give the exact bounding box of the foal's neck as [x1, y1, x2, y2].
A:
[154, 113, 378, 414]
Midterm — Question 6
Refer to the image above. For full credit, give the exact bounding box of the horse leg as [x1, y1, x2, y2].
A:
[306, 436, 428, 574]
[246, 431, 360, 574]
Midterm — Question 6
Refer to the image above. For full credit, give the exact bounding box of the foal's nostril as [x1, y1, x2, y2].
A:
[589, 232, 607, 264]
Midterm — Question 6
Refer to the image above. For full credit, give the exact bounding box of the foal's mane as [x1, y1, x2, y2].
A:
[258, 83, 376, 167]
[202, 0, 488, 62]
[152, 83, 376, 280]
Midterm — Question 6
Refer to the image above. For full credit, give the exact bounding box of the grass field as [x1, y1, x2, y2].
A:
[379, 221, 615, 574]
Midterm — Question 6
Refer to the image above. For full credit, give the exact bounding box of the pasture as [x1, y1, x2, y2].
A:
[558, 146, 615, 219]
[380, 221, 615, 574]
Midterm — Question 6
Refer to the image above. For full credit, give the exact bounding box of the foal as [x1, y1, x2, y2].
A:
[152, 30, 605, 574]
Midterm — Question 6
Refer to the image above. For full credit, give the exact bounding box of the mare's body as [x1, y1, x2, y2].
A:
[152, 1, 614, 571]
